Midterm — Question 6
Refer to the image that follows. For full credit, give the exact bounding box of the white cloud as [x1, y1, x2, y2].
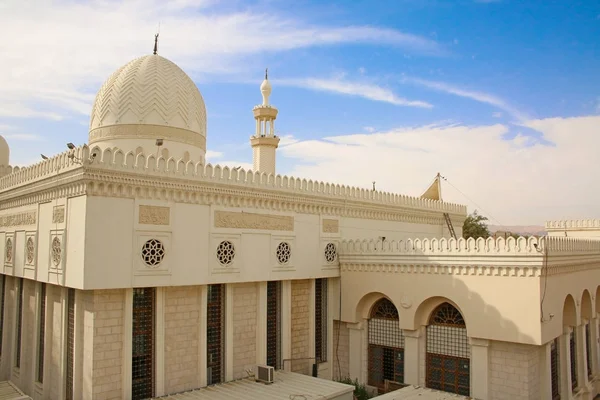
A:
[277, 115, 600, 225]
[2, 133, 45, 141]
[0, 0, 441, 122]
[401, 76, 528, 121]
[279, 78, 433, 108]
[363, 126, 376, 133]
[492, 111, 503, 118]
[278, 135, 299, 147]
[205, 150, 224, 160]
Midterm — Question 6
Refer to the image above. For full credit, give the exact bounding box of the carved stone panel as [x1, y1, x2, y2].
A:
[53, 206, 65, 223]
[322, 219, 339, 233]
[139, 205, 170, 226]
[0, 211, 36, 227]
[214, 210, 293, 231]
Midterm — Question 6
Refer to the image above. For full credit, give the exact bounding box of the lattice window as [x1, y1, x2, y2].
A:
[315, 278, 328, 363]
[0, 275, 4, 357]
[570, 330, 577, 391]
[37, 283, 47, 383]
[207, 284, 224, 385]
[66, 288, 75, 400]
[551, 337, 560, 400]
[426, 302, 470, 396]
[216, 241, 235, 266]
[324, 243, 337, 264]
[266, 281, 282, 369]
[585, 323, 592, 379]
[15, 278, 23, 368]
[276, 242, 291, 265]
[368, 298, 405, 392]
[141, 239, 165, 267]
[132, 288, 155, 400]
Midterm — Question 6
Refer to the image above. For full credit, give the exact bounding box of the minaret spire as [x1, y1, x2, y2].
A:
[251, 68, 280, 175]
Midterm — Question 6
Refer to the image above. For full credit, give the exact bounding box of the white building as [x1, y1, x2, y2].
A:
[0, 51, 598, 400]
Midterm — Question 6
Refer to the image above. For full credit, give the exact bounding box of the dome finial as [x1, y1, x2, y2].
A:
[265, 67, 268, 80]
[153, 33, 159, 55]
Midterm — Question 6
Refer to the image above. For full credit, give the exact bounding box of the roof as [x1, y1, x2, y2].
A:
[374, 385, 474, 400]
[0, 381, 31, 400]
[152, 371, 354, 400]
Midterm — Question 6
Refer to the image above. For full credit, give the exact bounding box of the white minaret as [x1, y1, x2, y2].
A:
[250, 69, 280, 175]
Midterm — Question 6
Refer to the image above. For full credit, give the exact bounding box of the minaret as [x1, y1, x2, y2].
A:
[250, 69, 280, 175]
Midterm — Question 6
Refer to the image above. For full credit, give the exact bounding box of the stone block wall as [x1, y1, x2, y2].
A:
[332, 320, 349, 380]
[164, 286, 200, 394]
[232, 283, 257, 380]
[490, 340, 541, 400]
[291, 279, 310, 374]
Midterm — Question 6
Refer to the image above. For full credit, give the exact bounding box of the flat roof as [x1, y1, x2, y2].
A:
[374, 385, 473, 400]
[152, 371, 354, 400]
[0, 382, 31, 400]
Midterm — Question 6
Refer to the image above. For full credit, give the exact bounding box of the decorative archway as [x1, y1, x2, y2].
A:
[425, 302, 470, 396]
[367, 298, 405, 393]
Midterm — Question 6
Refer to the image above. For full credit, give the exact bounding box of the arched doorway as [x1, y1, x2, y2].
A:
[426, 302, 470, 396]
[367, 298, 405, 393]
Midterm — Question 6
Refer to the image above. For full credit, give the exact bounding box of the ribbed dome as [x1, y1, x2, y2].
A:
[89, 55, 207, 151]
[0, 135, 9, 166]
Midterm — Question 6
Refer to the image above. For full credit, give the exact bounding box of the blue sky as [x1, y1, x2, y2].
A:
[1, 0, 599, 225]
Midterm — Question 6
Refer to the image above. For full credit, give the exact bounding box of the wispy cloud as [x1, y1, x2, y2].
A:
[401, 76, 528, 121]
[279, 78, 433, 108]
[2, 133, 45, 141]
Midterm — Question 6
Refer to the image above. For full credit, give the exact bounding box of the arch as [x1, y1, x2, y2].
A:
[562, 294, 577, 327]
[581, 290, 593, 322]
[355, 292, 390, 322]
[414, 296, 468, 333]
[367, 298, 405, 393]
[425, 302, 470, 396]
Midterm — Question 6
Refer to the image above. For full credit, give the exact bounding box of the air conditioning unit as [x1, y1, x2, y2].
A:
[255, 365, 274, 384]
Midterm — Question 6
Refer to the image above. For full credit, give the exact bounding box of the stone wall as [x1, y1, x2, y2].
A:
[490, 340, 541, 400]
[91, 289, 125, 400]
[164, 286, 200, 393]
[232, 283, 257, 380]
[291, 280, 310, 374]
[332, 320, 349, 380]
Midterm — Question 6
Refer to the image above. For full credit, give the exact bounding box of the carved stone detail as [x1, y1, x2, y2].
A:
[214, 210, 293, 231]
[0, 211, 36, 227]
[323, 219, 339, 233]
[89, 124, 206, 149]
[53, 206, 65, 223]
[139, 205, 170, 225]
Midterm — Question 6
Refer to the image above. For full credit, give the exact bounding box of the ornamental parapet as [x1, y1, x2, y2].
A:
[0, 144, 466, 216]
[546, 219, 600, 231]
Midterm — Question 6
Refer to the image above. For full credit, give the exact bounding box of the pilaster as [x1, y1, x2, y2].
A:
[282, 280, 292, 371]
[198, 286, 207, 387]
[576, 324, 589, 391]
[539, 340, 553, 400]
[225, 284, 234, 381]
[347, 321, 363, 382]
[559, 327, 573, 400]
[469, 337, 490, 400]
[590, 318, 599, 378]
[403, 328, 420, 385]
[256, 282, 267, 367]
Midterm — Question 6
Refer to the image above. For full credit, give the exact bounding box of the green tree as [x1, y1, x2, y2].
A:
[462, 210, 491, 239]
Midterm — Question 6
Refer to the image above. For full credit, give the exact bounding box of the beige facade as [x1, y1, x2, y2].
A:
[547, 219, 600, 239]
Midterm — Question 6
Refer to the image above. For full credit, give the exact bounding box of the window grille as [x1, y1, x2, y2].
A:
[585, 323, 592, 379]
[550, 337, 560, 400]
[266, 281, 282, 369]
[426, 303, 470, 396]
[37, 283, 47, 383]
[0, 275, 5, 357]
[16, 278, 23, 368]
[207, 284, 224, 385]
[66, 288, 75, 400]
[570, 330, 577, 391]
[315, 279, 328, 363]
[368, 298, 404, 392]
[132, 288, 155, 400]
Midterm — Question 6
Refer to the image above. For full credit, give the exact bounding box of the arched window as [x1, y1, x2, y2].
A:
[426, 302, 469, 396]
[367, 298, 404, 393]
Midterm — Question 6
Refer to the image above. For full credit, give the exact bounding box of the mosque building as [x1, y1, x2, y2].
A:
[0, 45, 599, 400]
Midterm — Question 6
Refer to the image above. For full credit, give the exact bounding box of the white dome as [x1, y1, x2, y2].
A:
[0, 135, 9, 166]
[89, 54, 207, 152]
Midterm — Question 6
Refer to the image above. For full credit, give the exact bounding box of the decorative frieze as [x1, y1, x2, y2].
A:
[214, 210, 294, 231]
[0, 211, 36, 227]
[322, 219, 339, 233]
[52, 206, 65, 223]
[139, 205, 170, 225]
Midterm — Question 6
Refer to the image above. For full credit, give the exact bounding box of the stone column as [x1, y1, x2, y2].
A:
[469, 338, 490, 400]
[255, 282, 267, 367]
[348, 322, 364, 382]
[589, 318, 599, 378]
[282, 281, 292, 371]
[559, 327, 572, 399]
[403, 328, 421, 385]
[576, 323, 589, 390]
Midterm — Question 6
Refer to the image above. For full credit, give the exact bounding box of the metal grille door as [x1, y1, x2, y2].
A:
[551, 338, 560, 400]
[132, 288, 155, 400]
[266, 281, 282, 369]
[207, 284, 224, 385]
[585, 324, 592, 379]
[37, 283, 47, 383]
[426, 303, 470, 396]
[66, 288, 75, 400]
[570, 330, 577, 391]
[367, 298, 405, 393]
[16, 279, 24, 368]
[315, 279, 327, 363]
